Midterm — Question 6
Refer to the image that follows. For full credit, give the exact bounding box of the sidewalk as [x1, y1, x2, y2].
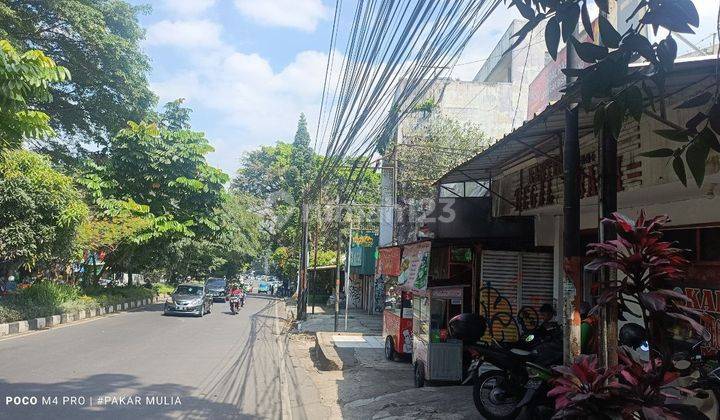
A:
[285, 305, 479, 419]
[287, 334, 479, 419]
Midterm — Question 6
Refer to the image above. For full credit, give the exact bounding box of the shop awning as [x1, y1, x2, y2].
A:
[437, 56, 719, 184]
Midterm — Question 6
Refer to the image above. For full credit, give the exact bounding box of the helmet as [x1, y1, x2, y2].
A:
[619, 323, 648, 350]
[448, 313, 486, 344]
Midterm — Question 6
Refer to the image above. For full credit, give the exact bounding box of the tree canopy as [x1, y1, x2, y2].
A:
[0, 0, 156, 151]
[0, 149, 88, 275]
[0, 39, 70, 150]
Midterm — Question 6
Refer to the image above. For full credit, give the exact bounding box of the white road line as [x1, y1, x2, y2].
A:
[275, 300, 293, 420]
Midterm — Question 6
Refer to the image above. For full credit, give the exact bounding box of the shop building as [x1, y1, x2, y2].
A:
[438, 56, 720, 350]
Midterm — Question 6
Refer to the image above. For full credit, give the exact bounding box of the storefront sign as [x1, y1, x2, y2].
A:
[378, 247, 402, 276]
[352, 235, 375, 247]
[513, 152, 625, 212]
[398, 241, 431, 292]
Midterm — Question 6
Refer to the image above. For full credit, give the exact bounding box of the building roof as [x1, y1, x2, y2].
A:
[438, 56, 719, 185]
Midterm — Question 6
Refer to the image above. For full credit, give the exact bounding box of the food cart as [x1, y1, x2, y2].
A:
[412, 285, 466, 387]
[379, 245, 414, 360]
[383, 290, 413, 360]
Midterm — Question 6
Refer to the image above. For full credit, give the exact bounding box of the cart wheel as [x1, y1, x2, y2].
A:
[384, 336, 395, 361]
[414, 362, 426, 388]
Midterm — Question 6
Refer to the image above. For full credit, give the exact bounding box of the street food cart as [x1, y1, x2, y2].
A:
[412, 285, 465, 387]
[383, 289, 413, 359]
[379, 246, 414, 359]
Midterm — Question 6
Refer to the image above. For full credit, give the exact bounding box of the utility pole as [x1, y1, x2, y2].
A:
[563, 28, 582, 365]
[344, 215, 353, 331]
[297, 201, 309, 320]
[598, 0, 619, 369]
[310, 194, 321, 315]
[334, 202, 343, 332]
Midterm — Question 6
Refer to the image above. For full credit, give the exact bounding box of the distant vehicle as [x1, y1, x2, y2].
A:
[205, 277, 227, 302]
[257, 281, 270, 294]
[164, 283, 212, 317]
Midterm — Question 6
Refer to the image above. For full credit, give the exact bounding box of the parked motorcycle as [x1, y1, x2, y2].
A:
[463, 331, 561, 419]
[228, 295, 241, 314]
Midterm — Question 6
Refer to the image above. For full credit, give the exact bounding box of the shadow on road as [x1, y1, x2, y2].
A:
[0, 373, 262, 419]
[0, 298, 298, 419]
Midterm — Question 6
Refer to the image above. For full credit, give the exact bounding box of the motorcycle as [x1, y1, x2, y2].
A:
[228, 295, 241, 314]
[464, 332, 561, 420]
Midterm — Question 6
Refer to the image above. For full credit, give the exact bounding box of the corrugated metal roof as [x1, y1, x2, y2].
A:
[438, 56, 719, 184]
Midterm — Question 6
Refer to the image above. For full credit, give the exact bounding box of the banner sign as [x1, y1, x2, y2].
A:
[398, 241, 431, 292]
[378, 247, 401, 276]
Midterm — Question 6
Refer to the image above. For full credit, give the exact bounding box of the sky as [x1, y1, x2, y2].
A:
[133, 0, 719, 176]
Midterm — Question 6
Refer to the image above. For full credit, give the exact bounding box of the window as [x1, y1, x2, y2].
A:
[439, 182, 463, 198]
[439, 180, 490, 198]
[663, 229, 697, 261]
[465, 181, 489, 197]
[700, 228, 720, 261]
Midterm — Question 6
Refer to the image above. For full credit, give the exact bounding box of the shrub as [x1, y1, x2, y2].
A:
[20, 281, 80, 307]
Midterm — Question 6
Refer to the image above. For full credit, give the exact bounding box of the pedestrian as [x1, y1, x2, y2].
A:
[580, 302, 598, 354]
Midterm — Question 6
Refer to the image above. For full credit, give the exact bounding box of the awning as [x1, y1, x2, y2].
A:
[437, 56, 719, 184]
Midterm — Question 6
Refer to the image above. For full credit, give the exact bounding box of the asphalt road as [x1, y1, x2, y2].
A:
[0, 295, 317, 419]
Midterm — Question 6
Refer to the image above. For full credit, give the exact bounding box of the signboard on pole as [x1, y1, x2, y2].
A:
[378, 247, 402, 276]
[398, 241, 431, 292]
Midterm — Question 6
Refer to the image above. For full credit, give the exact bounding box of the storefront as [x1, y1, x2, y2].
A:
[438, 56, 720, 350]
[348, 232, 379, 311]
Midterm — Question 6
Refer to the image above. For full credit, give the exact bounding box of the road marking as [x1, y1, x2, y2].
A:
[275, 300, 293, 420]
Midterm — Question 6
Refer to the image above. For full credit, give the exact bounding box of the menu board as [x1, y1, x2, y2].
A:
[398, 241, 431, 292]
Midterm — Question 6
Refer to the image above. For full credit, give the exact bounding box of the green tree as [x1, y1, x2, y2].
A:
[233, 142, 294, 199]
[395, 115, 491, 200]
[0, 0, 156, 151]
[287, 113, 314, 201]
[0, 149, 88, 279]
[93, 102, 228, 279]
[161, 193, 264, 281]
[0, 40, 70, 150]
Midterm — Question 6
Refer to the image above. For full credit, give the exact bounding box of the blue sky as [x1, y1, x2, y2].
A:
[133, 0, 719, 176]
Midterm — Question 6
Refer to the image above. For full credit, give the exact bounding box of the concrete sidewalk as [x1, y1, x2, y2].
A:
[288, 335, 479, 419]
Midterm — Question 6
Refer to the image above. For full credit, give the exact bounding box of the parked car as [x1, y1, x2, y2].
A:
[257, 281, 270, 294]
[205, 277, 227, 302]
[164, 283, 212, 317]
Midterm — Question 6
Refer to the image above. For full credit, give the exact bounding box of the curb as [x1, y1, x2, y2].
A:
[314, 331, 365, 371]
[0, 294, 168, 338]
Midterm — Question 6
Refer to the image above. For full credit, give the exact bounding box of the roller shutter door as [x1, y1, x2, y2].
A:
[480, 251, 520, 342]
[520, 252, 555, 311]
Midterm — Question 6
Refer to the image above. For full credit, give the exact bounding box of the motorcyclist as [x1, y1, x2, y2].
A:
[228, 283, 243, 310]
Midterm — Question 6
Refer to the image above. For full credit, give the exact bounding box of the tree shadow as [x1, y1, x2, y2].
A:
[0, 299, 296, 419]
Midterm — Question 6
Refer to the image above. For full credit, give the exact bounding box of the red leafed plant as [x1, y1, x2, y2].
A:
[547, 211, 712, 419]
[586, 211, 709, 342]
[548, 351, 707, 420]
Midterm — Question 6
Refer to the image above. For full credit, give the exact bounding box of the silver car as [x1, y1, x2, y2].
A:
[163, 283, 213, 317]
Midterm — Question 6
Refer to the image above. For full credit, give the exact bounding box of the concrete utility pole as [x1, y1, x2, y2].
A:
[297, 201, 309, 320]
[334, 203, 343, 332]
[344, 216, 353, 331]
[597, 0, 619, 369]
[563, 29, 582, 365]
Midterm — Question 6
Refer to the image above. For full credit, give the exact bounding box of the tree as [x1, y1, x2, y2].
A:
[394, 115, 492, 201]
[0, 0, 156, 151]
[0, 149, 88, 279]
[233, 142, 294, 199]
[160, 193, 264, 281]
[287, 113, 314, 201]
[506, 0, 716, 187]
[93, 101, 228, 278]
[0, 39, 70, 150]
